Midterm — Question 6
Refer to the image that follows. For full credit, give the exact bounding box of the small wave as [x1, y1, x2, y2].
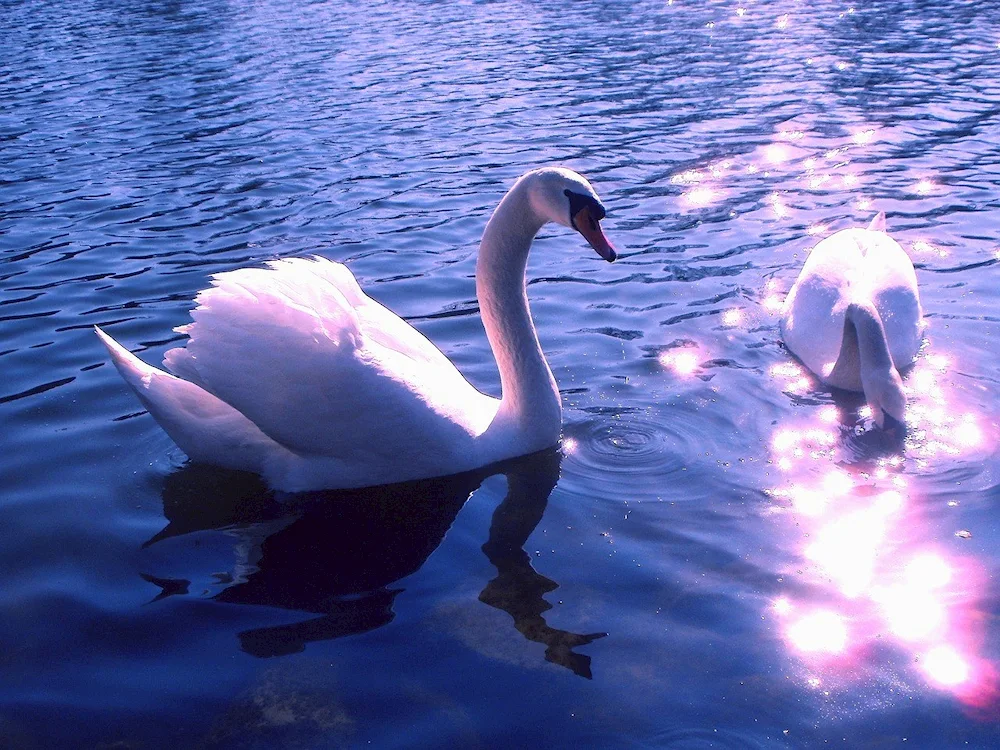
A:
[562, 412, 687, 495]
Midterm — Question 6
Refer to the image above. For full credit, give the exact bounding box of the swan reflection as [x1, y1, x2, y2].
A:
[142, 449, 605, 677]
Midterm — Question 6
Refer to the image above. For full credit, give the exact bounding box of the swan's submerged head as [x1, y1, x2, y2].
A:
[523, 167, 616, 262]
[864, 366, 907, 432]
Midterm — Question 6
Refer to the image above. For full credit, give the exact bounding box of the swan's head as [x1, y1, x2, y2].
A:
[524, 167, 616, 262]
[863, 366, 907, 434]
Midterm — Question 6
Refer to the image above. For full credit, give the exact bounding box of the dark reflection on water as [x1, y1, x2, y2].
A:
[144, 450, 604, 675]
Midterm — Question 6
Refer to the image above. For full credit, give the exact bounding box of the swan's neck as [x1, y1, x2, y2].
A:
[477, 184, 561, 447]
[847, 301, 893, 373]
[829, 301, 893, 393]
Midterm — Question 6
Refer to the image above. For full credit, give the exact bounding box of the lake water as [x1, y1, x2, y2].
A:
[3, 0, 1000, 747]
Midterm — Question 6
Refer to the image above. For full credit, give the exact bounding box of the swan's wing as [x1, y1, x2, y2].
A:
[864, 235, 923, 367]
[781, 234, 864, 378]
[163, 257, 492, 461]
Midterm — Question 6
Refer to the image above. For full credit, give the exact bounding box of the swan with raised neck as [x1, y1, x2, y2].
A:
[477, 168, 615, 454]
[95, 167, 616, 491]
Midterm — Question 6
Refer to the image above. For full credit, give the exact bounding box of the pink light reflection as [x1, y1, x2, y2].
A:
[767, 381, 995, 705]
[787, 610, 848, 654]
[766, 144, 791, 164]
[659, 349, 701, 377]
[853, 128, 876, 146]
[874, 584, 947, 642]
[923, 645, 970, 687]
[902, 354, 991, 460]
[722, 308, 743, 326]
[683, 187, 719, 207]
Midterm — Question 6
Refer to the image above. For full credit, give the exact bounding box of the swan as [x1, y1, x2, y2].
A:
[96, 167, 617, 491]
[780, 212, 922, 429]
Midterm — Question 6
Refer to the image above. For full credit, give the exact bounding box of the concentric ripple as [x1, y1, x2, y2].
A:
[559, 407, 709, 499]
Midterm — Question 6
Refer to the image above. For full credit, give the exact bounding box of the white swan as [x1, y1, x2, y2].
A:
[97, 167, 616, 491]
[780, 212, 922, 428]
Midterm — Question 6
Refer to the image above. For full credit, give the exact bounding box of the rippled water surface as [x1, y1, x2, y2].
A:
[3, 0, 1000, 747]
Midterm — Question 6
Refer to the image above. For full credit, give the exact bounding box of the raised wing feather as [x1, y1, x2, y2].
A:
[163, 257, 493, 463]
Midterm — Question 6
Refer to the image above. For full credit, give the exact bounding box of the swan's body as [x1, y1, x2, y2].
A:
[98, 168, 616, 491]
[780, 212, 922, 426]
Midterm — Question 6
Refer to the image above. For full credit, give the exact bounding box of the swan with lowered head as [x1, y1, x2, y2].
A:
[780, 212, 922, 429]
[97, 167, 616, 492]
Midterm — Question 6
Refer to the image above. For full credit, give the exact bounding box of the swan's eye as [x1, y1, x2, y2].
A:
[564, 189, 606, 228]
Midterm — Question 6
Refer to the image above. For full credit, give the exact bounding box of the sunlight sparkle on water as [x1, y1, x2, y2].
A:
[660, 350, 700, 376]
[722, 308, 742, 326]
[955, 418, 982, 448]
[770, 362, 814, 395]
[923, 645, 971, 687]
[822, 470, 852, 496]
[767, 192, 789, 218]
[671, 169, 704, 186]
[911, 368, 937, 395]
[875, 585, 946, 642]
[928, 354, 949, 371]
[905, 554, 952, 589]
[684, 187, 718, 207]
[804, 490, 907, 598]
[790, 485, 828, 516]
[766, 144, 790, 164]
[770, 362, 802, 379]
[853, 129, 876, 146]
[763, 293, 783, 311]
[772, 430, 798, 453]
[874, 490, 904, 515]
[787, 610, 848, 654]
[766, 360, 995, 699]
[914, 179, 934, 195]
[561, 437, 578, 454]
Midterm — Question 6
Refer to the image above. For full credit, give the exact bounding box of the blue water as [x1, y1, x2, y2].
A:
[3, 0, 1000, 747]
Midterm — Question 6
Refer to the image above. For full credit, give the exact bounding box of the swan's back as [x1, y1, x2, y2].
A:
[781, 225, 922, 381]
[162, 258, 497, 483]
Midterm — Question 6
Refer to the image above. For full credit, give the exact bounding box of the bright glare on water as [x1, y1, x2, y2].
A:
[2, 0, 1000, 747]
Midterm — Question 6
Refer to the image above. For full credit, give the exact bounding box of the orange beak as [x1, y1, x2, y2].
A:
[572, 206, 616, 262]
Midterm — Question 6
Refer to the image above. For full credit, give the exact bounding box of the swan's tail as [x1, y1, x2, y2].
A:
[95, 326, 272, 472]
[96, 325, 166, 398]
